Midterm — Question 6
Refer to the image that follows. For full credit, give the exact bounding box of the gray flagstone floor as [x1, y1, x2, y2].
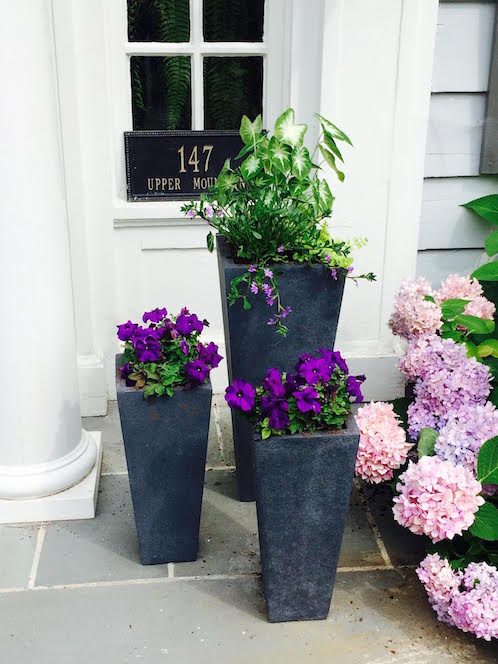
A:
[0, 398, 496, 663]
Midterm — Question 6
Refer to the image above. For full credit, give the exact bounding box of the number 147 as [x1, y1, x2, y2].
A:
[178, 145, 213, 173]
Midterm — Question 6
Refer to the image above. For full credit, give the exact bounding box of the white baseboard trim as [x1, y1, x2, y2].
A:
[78, 354, 107, 416]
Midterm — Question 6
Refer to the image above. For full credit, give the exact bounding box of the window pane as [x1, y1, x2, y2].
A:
[203, 0, 264, 42]
[203, 57, 263, 130]
[128, 0, 190, 42]
[131, 56, 192, 130]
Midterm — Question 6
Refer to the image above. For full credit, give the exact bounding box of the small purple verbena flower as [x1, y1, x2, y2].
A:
[185, 359, 209, 385]
[186, 209, 195, 219]
[134, 335, 161, 363]
[348, 266, 354, 273]
[264, 268, 273, 278]
[324, 254, 331, 263]
[262, 283, 272, 296]
[331, 268, 337, 280]
[198, 342, 223, 368]
[143, 307, 168, 324]
[277, 245, 284, 253]
[266, 297, 275, 307]
[298, 357, 332, 385]
[175, 313, 204, 336]
[204, 204, 214, 220]
[248, 265, 257, 273]
[250, 282, 259, 294]
[281, 306, 292, 319]
[293, 387, 321, 414]
[263, 368, 286, 397]
[225, 380, 256, 412]
[268, 318, 276, 326]
[117, 320, 137, 342]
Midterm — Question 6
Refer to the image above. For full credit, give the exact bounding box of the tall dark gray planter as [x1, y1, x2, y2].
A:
[217, 235, 346, 501]
[253, 415, 360, 622]
[116, 356, 211, 565]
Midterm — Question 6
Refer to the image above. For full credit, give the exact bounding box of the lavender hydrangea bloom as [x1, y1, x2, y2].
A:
[293, 387, 321, 414]
[117, 320, 137, 341]
[198, 342, 223, 368]
[225, 379, 255, 412]
[185, 359, 209, 385]
[297, 357, 332, 385]
[134, 335, 161, 362]
[142, 307, 168, 323]
[175, 313, 204, 336]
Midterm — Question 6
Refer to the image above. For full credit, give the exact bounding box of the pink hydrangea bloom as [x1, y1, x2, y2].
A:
[406, 337, 491, 440]
[392, 456, 484, 542]
[437, 274, 483, 302]
[417, 555, 498, 641]
[354, 402, 413, 483]
[464, 296, 496, 320]
[389, 278, 442, 339]
[417, 553, 462, 623]
[398, 336, 433, 382]
[435, 402, 498, 473]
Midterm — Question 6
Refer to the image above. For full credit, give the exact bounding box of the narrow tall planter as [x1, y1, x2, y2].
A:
[253, 415, 360, 622]
[116, 356, 211, 565]
[217, 235, 346, 501]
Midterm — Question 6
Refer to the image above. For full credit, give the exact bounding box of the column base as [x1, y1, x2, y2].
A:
[0, 431, 102, 524]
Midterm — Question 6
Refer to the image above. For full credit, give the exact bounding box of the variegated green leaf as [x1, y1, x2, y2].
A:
[319, 145, 345, 182]
[313, 178, 333, 213]
[316, 114, 353, 146]
[268, 136, 291, 172]
[274, 108, 307, 148]
[240, 114, 262, 146]
[240, 154, 261, 180]
[291, 145, 312, 180]
[323, 129, 344, 162]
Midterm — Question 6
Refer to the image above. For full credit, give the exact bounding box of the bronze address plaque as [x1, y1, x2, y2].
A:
[124, 130, 244, 201]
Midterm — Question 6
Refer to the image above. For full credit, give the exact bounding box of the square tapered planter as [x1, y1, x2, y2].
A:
[253, 415, 360, 622]
[116, 356, 211, 565]
[217, 235, 346, 501]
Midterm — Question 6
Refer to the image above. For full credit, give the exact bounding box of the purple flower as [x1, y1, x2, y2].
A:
[281, 306, 292, 319]
[250, 282, 259, 294]
[348, 266, 354, 274]
[175, 313, 204, 336]
[117, 320, 137, 341]
[120, 363, 131, 378]
[266, 297, 275, 307]
[347, 375, 365, 403]
[284, 372, 303, 392]
[186, 209, 195, 218]
[262, 283, 272, 296]
[277, 245, 284, 253]
[204, 204, 214, 220]
[331, 268, 337, 280]
[198, 342, 223, 368]
[225, 379, 256, 412]
[262, 394, 289, 430]
[268, 318, 276, 326]
[248, 265, 257, 273]
[318, 348, 348, 374]
[324, 254, 331, 263]
[263, 368, 286, 397]
[134, 335, 161, 362]
[264, 268, 273, 278]
[143, 307, 168, 324]
[293, 387, 321, 414]
[185, 359, 209, 385]
[298, 357, 332, 385]
[179, 339, 189, 356]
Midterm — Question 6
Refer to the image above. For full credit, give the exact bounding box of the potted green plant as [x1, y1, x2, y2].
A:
[183, 108, 374, 501]
[116, 306, 222, 565]
[225, 348, 363, 622]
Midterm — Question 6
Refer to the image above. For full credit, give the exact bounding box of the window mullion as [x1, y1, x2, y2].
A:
[191, 0, 204, 129]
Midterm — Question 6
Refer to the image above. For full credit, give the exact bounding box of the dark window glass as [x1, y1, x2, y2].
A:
[131, 56, 191, 130]
[203, 57, 263, 129]
[203, 0, 264, 42]
[128, 0, 190, 42]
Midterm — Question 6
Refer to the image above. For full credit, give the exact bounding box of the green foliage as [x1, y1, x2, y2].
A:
[472, 261, 498, 282]
[183, 108, 374, 334]
[485, 230, 498, 257]
[469, 501, 498, 541]
[477, 436, 498, 485]
[418, 428, 438, 458]
[462, 194, 498, 225]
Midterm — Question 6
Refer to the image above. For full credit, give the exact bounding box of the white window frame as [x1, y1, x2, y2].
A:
[106, 0, 291, 221]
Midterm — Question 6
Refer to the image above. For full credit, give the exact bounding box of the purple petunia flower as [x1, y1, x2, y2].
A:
[293, 387, 321, 414]
[117, 320, 137, 341]
[264, 268, 273, 279]
[225, 380, 256, 412]
[143, 307, 168, 324]
[134, 335, 161, 362]
[179, 339, 189, 356]
[120, 363, 131, 378]
[284, 372, 303, 392]
[185, 359, 210, 385]
[263, 368, 286, 397]
[346, 374, 365, 403]
[198, 342, 223, 368]
[298, 357, 332, 385]
[248, 265, 257, 273]
[318, 348, 349, 374]
[269, 404, 289, 430]
[250, 282, 259, 294]
[175, 313, 204, 336]
[277, 245, 284, 253]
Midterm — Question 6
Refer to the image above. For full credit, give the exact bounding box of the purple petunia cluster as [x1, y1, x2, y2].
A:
[225, 348, 365, 435]
[117, 307, 222, 395]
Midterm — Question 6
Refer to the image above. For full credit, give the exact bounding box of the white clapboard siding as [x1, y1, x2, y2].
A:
[419, 175, 498, 249]
[417, 248, 486, 288]
[432, 2, 496, 92]
[425, 93, 486, 177]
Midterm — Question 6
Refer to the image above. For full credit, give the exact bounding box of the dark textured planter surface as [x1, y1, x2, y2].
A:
[253, 415, 360, 622]
[116, 356, 211, 565]
[217, 235, 346, 501]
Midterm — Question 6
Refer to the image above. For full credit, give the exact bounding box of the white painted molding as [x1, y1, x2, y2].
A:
[0, 430, 97, 500]
[78, 354, 108, 417]
[0, 432, 102, 524]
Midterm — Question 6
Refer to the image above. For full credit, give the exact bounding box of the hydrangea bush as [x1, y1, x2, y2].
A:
[225, 348, 364, 438]
[117, 307, 222, 398]
[182, 108, 375, 336]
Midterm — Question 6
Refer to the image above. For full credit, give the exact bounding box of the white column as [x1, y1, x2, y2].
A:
[0, 0, 101, 520]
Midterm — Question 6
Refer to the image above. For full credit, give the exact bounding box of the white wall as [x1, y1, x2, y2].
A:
[418, 0, 498, 288]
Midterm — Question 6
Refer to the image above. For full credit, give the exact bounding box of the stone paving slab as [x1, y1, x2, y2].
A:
[0, 524, 39, 589]
[1, 571, 495, 663]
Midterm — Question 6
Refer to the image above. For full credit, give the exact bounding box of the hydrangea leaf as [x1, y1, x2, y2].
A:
[471, 261, 498, 281]
[440, 299, 469, 320]
[274, 108, 307, 148]
[462, 194, 498, 225]
[291, 146, 312, 180]
[469, 501, 498, 541]
[477, 436, 498, 484]
[240, 154, 261, 180]
[485, 230, 498, 257]
[240, 114, 262, 146]
[418, 427, 438, 458]
[477, 339, 498, 358]
[454, 314, 495, 335]
[268, 137, 291, 172]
